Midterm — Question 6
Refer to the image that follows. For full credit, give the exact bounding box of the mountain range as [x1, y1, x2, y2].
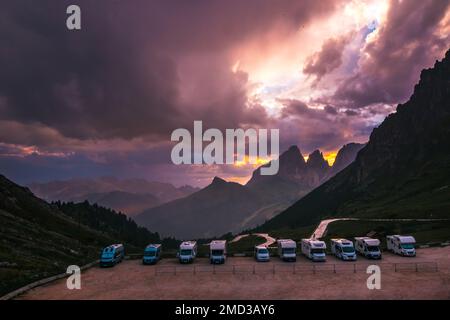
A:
[2, 49, 449, 297]
[257, 49, 450, 233]
[28, 177, 199, 216]
[135, 143, 364, 238]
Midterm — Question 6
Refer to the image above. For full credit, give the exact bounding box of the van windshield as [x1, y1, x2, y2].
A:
[258, 249, 269, 254]
[342, 246, 355, 253]
[367, 246, 379, 252]
[282, 248, 295, 254]
[401, 243, 414, 249]
[311, 249, 325, 254]
[211, 250, 223, 256]
[180, 249, 192, 256]
[145, 250, 156, 257]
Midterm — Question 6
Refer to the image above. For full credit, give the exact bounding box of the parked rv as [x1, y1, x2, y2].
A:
[301, 239, 327, 262]
[143, 244, 162, 265]
[354, 237, 382, 259]
[386, 235, 416, 257]
[178, 241, 197, 263]
[330, 239, 357, 261]
[254, 245, 270, 262]
[277, 239, 297, 261]
[100, 244, 124, 267]
[210, 240, 227, 264]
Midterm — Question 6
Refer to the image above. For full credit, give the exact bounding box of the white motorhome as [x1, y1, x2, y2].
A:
[330, 239, 357, 261]
[354, 237, 382, 259]
[386, 235, 416, 257]
[210, 240, 227, 264]
[277, 239, 297, 262]
[301, 239, 326, 262]
[178, 241, 197, 263]
[254, 245, 270, 262]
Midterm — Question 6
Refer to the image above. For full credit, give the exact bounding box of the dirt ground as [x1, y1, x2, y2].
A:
[18, 247, 450, 300]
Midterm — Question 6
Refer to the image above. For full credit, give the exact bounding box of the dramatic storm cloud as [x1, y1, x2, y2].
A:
[0, 0, 449, 186]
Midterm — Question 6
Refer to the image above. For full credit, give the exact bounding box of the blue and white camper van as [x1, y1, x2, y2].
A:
[143, 244, 162, 265]
[330, 239, 357, 261]
[178, 241, 197, 264]
[100, 244, 124, 267]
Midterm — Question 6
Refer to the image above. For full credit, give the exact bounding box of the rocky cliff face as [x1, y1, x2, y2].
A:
[353, 51, 450, 183]
[258, 49, 450, 231]
[326, 143, 365, 179]
[305, 150, 330, 186]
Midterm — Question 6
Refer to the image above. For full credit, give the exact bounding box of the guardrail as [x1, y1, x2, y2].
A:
[0, 260, 99, 301]
[152, 261, 438, 275]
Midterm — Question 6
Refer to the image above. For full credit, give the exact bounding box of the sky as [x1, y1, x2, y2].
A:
[0, 0, 449, 187]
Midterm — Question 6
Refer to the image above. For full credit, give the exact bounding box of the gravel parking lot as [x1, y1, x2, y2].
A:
[18, 247, 450, 300]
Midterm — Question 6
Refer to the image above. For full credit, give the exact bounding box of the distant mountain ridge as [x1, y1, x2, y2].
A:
[258, 49, 450, 232]
[28, 177, 199, 216]
[245, 144, 364, 203]
[135, 142, 363, 238]
[135, 176, 264, 239]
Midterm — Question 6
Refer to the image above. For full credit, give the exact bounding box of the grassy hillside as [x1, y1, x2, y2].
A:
[0, 175, 175, 296]
[55, 201, 161, 248]
[257, 155, 450, 234]
[228, 235, 266, 255]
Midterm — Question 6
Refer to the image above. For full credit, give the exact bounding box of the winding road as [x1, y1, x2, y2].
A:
[230, 233, 276, 247]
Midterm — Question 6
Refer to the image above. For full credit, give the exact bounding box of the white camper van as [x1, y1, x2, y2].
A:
[330, 239, 357, 261]
[354, 237, 382, 259]
[210, 240, 227, 264]
[254, 245, 270, 262]
[301, 239, 327, 262]
[386, 235, 416, 257]
[277, 239, 297, 262]
[178, 241, 197, 263]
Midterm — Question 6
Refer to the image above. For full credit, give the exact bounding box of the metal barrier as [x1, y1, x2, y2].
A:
[0, 260, 100, 300]
[153, 261, 438, 275]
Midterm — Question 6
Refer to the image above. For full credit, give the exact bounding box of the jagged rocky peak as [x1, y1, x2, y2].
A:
[211, 176, 227, 185]
[307, 150, 329, 170]
[274, 145, 307, 177]
[280, 145, 306, 165]
[332, 143, 365, 167]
